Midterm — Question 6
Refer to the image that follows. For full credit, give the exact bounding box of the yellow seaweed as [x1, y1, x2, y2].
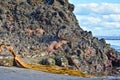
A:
[0, 44, 93, 78]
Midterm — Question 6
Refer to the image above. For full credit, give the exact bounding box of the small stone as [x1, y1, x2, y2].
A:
[67, 55, 81, 69]
[9, 16, 14, 21]
[68, 3, 74, 12]
[41, 58, 55, 65]
[39, 51, 48, 57]
[44, 0, 54, 5]
[55, 56, 68, 67]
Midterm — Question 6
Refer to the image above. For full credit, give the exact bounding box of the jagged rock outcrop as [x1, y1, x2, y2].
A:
[0, 0, 120, 76]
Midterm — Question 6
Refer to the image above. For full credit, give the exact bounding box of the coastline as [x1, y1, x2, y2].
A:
[97, 36, 120, 52]
[0, 0, 120, 79]
[0, 66, 120, 80]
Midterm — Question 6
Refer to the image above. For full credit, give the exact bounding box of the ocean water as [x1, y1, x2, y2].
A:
[97, 36, 120, 52]
[106, 40, 120, 52]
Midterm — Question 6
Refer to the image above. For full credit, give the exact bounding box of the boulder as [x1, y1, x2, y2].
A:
[0, 0, 119, 76]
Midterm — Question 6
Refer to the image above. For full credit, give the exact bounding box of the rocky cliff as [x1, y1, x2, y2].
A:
[0, 0, 120, 76]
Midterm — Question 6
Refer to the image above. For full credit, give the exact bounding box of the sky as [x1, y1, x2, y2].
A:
[69, 0, 120, 36]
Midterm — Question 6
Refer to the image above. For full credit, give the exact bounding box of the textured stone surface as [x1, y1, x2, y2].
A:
[0, 0, 120, 76]
[0, 56, 14, 66]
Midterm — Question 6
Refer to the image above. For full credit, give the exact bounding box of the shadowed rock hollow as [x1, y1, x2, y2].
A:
[0, 0, 120, 76]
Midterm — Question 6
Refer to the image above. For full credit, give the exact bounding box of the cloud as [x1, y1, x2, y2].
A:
[74, 3, 120, 15]
[102, 14, 120, 22]
[76, 15, 101, 24]
[94, 27, 102, 30]
[81, 26, 90, 31]
[73, 3, 120, 36]
[102, 22, 120, 28]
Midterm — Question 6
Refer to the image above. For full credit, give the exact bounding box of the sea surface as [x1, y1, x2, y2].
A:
[106, 40, 120, 52]
[97, 36, 120, 52]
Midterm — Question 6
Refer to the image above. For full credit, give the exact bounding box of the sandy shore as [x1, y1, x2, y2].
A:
[0, 66, 119, 80]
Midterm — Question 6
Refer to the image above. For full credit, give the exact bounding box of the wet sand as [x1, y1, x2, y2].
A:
[0, 66, 119, 80]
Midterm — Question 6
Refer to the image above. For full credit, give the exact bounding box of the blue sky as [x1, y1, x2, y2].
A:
[69, 0, 120, 4]
[69, 0, 120, 36]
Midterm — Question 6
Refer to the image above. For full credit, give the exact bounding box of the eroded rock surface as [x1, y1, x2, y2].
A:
[0, 0, 120, 76]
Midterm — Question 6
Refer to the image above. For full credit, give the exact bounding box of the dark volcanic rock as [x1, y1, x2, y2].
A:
[55, 56, 68, 67]
[0, 0, 120, 76]
[41, 57, 55, 66]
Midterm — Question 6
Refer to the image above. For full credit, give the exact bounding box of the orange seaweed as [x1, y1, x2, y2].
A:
[0, 44, 93, 78]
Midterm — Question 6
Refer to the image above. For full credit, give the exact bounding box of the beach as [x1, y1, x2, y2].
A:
[0, 66, 120, 80]
[0, 0, 120, 79]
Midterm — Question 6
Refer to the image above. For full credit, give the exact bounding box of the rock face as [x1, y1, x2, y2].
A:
[0, 0, 120, 76]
